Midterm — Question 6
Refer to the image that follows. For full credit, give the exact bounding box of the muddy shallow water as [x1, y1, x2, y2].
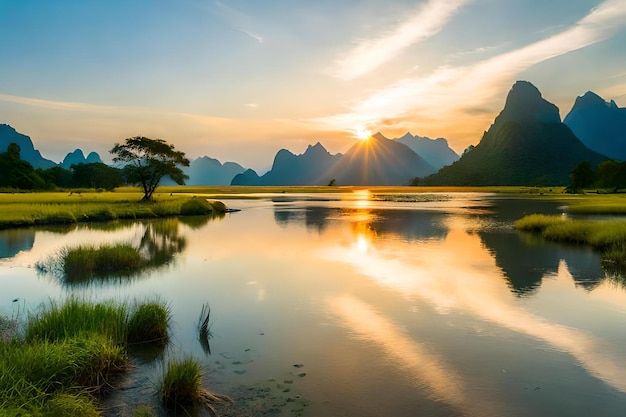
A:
[1, 192, 626, 416]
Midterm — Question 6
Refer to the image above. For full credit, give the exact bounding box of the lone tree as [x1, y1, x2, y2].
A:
[111, 136, 190, 201]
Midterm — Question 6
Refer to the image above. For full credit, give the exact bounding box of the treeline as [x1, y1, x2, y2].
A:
[0, 143, 123, 190]
[569, 160, 626, 192]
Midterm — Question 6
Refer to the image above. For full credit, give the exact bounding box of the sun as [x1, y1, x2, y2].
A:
[353, 126, 372, 141]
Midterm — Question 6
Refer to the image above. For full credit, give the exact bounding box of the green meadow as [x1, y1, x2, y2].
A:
[0, 188, 227, 229]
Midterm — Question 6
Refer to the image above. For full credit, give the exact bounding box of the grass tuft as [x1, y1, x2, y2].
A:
[127, 300, 171, 346]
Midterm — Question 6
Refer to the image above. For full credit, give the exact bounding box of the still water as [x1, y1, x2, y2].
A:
[1, 191, 626, 417]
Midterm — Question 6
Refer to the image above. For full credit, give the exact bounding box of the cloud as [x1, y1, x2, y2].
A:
[215, 1, 264, 44]
[315, 0, 626, 133]
[330, 0, 467, 80]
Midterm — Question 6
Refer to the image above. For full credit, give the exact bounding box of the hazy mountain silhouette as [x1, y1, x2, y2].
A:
[327, 133, 436, 185]
[424, 81, 608, 185]
[61, 149, 103, 169]
[0, 124, 56, 169]
[231, 168, 263, 186]
[232, 142, 341, 186]
[233, 134, 436, 186]
[394, 132, 459, 169]
[185, 156, 245, 185]
[563, 92, 626, 160]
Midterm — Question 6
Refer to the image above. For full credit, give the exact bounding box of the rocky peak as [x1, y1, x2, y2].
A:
[498, 80, 561, 125]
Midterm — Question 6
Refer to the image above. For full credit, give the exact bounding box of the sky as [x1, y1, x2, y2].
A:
[1, 0, 626, 172]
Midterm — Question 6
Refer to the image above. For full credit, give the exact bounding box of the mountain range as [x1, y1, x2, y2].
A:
[423, 81, 608, 186]
[232, 133, 441, 186]
[3, 80, 625, 186]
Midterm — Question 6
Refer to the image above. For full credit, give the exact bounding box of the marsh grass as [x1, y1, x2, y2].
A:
[0, 298, 173, 415]
[127, 300, 171, 346]
[161, 356, 231, 414]
[516, 214, 626, 266]
[0, 191, 227, 230]
[25, 298, 129, 344]
[62, 244, 144, 280]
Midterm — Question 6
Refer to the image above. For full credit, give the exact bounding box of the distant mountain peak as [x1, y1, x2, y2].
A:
[571, 91, 607, 111]
[498, 80, 561, 125]
[372, 132, 387, 141]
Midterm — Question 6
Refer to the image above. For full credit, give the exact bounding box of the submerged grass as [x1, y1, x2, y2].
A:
[515, 214, 626, 266]
[0, 297, 173, 415]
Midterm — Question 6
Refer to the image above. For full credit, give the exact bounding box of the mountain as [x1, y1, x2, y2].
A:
[185, 156, 245, 185]
[424, 81, 608, 186]
[61, 149, 103, 169]
[0, 124, 56, 169]
[259, 142, 341, 185]
[232, 142, 341, 186]
[232, 135, 436, 186]
[563, 92, 626, 160]
[231, 168, 262, 186]
[394, 132, 459, 169]
[327, 133, 436, 185]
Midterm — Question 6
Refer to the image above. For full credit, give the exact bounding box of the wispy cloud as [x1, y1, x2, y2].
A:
[330, 0, 468, 80]
[215, 1, 264, 44]
[316, 0, 626, 133]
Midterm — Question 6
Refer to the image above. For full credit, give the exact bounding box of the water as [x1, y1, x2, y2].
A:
[1, 192, 626, 417]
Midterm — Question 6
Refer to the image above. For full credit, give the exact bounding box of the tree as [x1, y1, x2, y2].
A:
[110, 136, 190, 201]
[0, 143, 45, 190]
[568, 161, 594, 193]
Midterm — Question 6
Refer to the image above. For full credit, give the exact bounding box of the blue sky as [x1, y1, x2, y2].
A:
[1, 0, 625, 171]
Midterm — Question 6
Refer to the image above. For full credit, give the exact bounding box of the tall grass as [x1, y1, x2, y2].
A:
[515, 214, 626, 266]
[160, 356, 231, 413]
[0, 298, 173, 415]
[25, 298, 129, 344]
[127, 301, 171, 346]
[62, 244, 144, 280]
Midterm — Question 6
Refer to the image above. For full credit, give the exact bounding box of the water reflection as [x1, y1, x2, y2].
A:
[35, 218, 192, 287]
[274, 205, 449, 242]
[0, 229, 35, 259]
[328, 295, 503, 417]
[479, 230, 604, 295]
[322, 216, 626, 394]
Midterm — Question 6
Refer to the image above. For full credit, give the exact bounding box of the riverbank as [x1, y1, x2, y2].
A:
[0, 189, 228, 230]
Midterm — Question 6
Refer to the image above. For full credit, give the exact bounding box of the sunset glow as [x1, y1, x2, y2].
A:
[0, 1, 625, 170]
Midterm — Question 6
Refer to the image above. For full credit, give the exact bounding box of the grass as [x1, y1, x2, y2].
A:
[0, 189, 228, 230]
[0, 298, 173, 416]
[61, 244, 144, 280]
[127, 301, 171, 346]
[515, 214, 626, 266]
[161, 356, 231, 413]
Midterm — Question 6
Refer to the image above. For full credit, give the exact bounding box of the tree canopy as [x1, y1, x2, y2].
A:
[110, 136, 190, 201]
